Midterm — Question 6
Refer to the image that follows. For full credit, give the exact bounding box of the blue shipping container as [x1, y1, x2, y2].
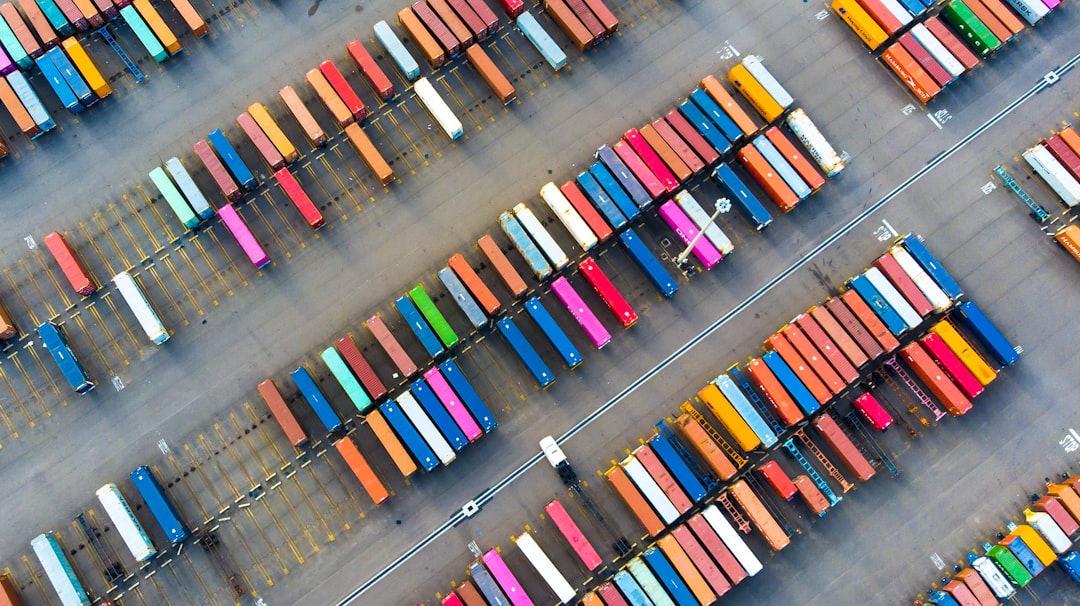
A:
[290, 366, 344, 433]
[35, 54, 82, 114]
[613, 570, 652, 606]
[752, 135, 811, 200]
[953, 301, 1020, 367]
[207, 129, 258, 190]
[846, 274, 908, 336]
[577, 171, 628, 229]
[641, 547, 696, 606]
[496, 316, 555, 388]
[762, 350, 821, 415]
[899, 235, 963, 300]
[688, 88, 743, 144]
[410, 378, 468, 451]
[647, 433, 708, 502]
[589, 161, 640, 220]
[438, 359, 497, 433]
[47, 47, 95, 106]
[37, 321, 94, 394]
[597, 144, 651, 209]
[468, 560, 511, 606]
[516, 12, 566, 70]
[714, 374, 779, 447]
[130, 465, 190, 543]
[619, 229, 679, 299]
[524, 296, 583, 369]
[712, 163, 772, 230]
[679, 99, 731, 155]
[394, 295, 444, 358]
[373, 20, 420, 81]
[379, 399, 438, 472]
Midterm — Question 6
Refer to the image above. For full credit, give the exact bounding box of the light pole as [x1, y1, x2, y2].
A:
[674, 197, 730, 271]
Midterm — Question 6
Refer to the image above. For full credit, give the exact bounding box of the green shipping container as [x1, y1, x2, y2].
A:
[941, 0, 1001, 57]
[409, 284, 459, 348]
[987, 545, 1033, 587]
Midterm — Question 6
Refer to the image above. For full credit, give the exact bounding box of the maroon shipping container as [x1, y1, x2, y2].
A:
[193, 139, 242, 201]
[872, 252, 934, 317]
[924, 16, 979, 70]
[685, 513, 748, 585]
[90, 0, 118, 20]
[1033, 496, 1080, 537]
[447, 0, 487, 40]
[237, 111, 286, 171]
[365, 315, 418, 377]
[652, 117, 706, 174]
[665, 109, 720, 165]
[812, 413, 875, 482]
[809, 305, 869, 369]
[1043, 135, 1080, 182]
[839, 289, 900, 353]
[335, 335, 388, 401]
[412, 1, 460, 56]
[824, 297, 884, 361]
[465, 0, 499, 35]
[672, 524, 732, 597]
[897, 32, 952, 88]
[793, 313, 860, 385]
[581, 0, 617, 34]
[427, 0, 473, 48]
[780, 324, 847, 396]
[565, 0, 605, 42]
[55, 0, 89, 29]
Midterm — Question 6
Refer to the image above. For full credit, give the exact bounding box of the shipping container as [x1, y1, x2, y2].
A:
[278, 85, 326, 147]
[496, 316, 555, 388]
[513, 531, 575, 604]
[919, 333, 984, 399]
[764, 333, 831, 405]
[845, 272, 911, 336]
[898, 234, 963, 300]
[575, 171, 627, 230]
[345, 123, 394, 185]
[319, 59, 366, 121]
[398, 6, 447, 66]
[1032, 495, 1079, 537]
[856, 0, 904, 34]
[880, 42, 940, 103]
[714, 373, 780, 447]
[454, 580, 486, 606]
[1024, 144, 1080, 207]
[590, 160, 639, 220]
[727, 480, 790, 551]
[37, 0, 73, 36]
[689, 87, 743, 146]
[217, 204, 269, 268]
[1044, 135, 1080, 183]
[424, 366, 483, 440]
[164, 158, 213, 219]
[780, 323, 847, 395]
[439, 266, 487, 329]
[625, 557, 674, 606]
[169, 0, 206, 36]
[516, 11, 565, 70]
[31, 533, 90, 606]
[0, 572, 21, 606]
[1010, 525, 1058, 565]
[899, 341, 973, 416]
[1024, 511, 1071, 554]
[365, 409, 419, 478]
[416, 76, 463, 140]
[927, 319, 996, 386]
[853, 392, 893, 431]
[551, 275, 611, 349]
[757, 460, 796, 500]
[0, 75, 41, 139]
[524, 297, 582, 369]
[514, 202, 570, 269]
[1004, 0, 1049, 25]
[784, 108, 845, 178]
[565, 0, 604, 43]
[602, 141, 658, 204]
[193, 139, 241, 201]
[112, 271, 168, 344]
[666, 108, 720, 165]
[321, 346, 373, 413]
[924, 15, 980, 70]
[763, 126, 824, 192]
[305, 67, 354, 128]
[953, 300, 1020, 367]
[465, 0, 498, 34]
[373, 19, 421, 81]
[1, 3, 41, 60]
[366, 314, 419, 377]
[963, 0, 1014, 44]
[832, 0, 889, 49]
[940, 0, 1000, 57]
[411, 0, 460, 56]
[651, 117, 706, 175]
[478, 234, 529, 298]
[658, 200, 722, 270]
[621, 453, 679, 525]
[793, 313, 860, 384]
[19, 0, 59, 48]
[971, 555, 1017, 598]
[619, 228, 679, 299]
[579, 256, 637, 328]
[148, 166, 199, 229]
[812, 413, 875, 482]
[1000, 535, 1046, 576]
[898, 32, 953, 88]
[545, 499, 602, 571]
[539, 182, 598, 251]
[1047, 482, 1080, 524]
[728, 63, 784, 123]
[291, 366, 343, 433]
[556, 181, 612, 242]
[711, 162, 773, 230]
[639, 123, 692, 182]
[909, 23, 965, 79]
[543, 0, 592, 51]
[986, 545, 1032, 586]
[686, 512, 748, 585]
[671, 525, 731, 598]
[207, 128, 257, 190]
[248, 102, 298, 164]
[656, 535, 715, 605]
[43, 231, 95, 295]
[130, 465, 189, 543]
[380, 399, 437, 471]
[635, 442, 695, 511]
[605, 464, 665, 537]
[697, 384, 761, 452]
[132, 0, 179, 55]
[334, 436, 389, 504]
[673, 411, 737, 480]
[274, 167, 325, 230]
[0, 11, 33, 68]
[395, 293, 444, 358]
[237, 111, 286, 170]
[347, 39, 394, 101]
[673, 190, 734, 255]
[449, 252, 501, 314]
[412, 377, 467, 451]
[824, 296, 884, 361]
[744, 356, 804, 427]
[582, 0, 616, 33]
[761, 350, 821, 415]
[447, 0, 486, 40]
[428, 0, 473, 49]
[679, 97, 732, 155]
[794, 475, 830, 516]
[468, 560, 510, 606]
[809, 304, 869, 369]
[500, 210, 552, 280]
[953, 568, 999, 605]
[398, 391, 456, 466]
[465, 44, 515, 104]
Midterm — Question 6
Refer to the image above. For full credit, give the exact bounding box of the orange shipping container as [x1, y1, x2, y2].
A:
[1047, 483, 1080, 524]
[794, 313, 860, 385]
[448, 253, 501, 315]
[1060, 126, 1080, 158]
[305, 67, 354, 128]
[899, 341, 973, 416]
[793, 475, 830, 516]
[639, 124, 692, 182]
[671, 525, 731, 598]
[279, 85, 327, 147]
[70, 0, 101, 26]
[0, 299, 17, 339]
[257, 379, 309, 448]
[0, 573, 21, 606]
[657, 534, 716, 605]
[334, 436, 389, 504]
[780, 324, 846, 396]
[0, 3, 42, 58]
[674, 412, 737, 480]
[399, 6, 446, 67]
[975, 0, 1024, 35]
[727, 480, 790, 551]
[809, 304, 869, 368]
[651, 117, 706, 175]
[812, 413, 875, 482]
[963, 0, 1013, 42]
[427, 0, 473, 48]
[169, 0, 207, 36]
[0, 77, 41, 139]
[699, 74, 759, 136]
[744, 357, 804, 427]
[365, 409, 419, 478]
[737, 144, 799, 212]
[954, 569, 998, 606]
[1054, 224, 1080, 264]
[133, 0, 181, 55]
[477, 234, 528, 298]
[605, 465, 665, 537]
[464, 44, 515, 104]
[454, 580, 486, 606]
[838, 289, 900, 353]
[345, 123, 394, 186]
[16, 0, 58, 48]
[880, 43, 940, 103]
[543, 0, 592, 51]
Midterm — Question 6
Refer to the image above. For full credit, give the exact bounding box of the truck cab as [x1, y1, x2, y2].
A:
[540, 436, 577, 485]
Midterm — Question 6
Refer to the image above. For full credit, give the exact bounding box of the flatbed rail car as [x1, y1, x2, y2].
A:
[165, 157, 214, 219]
[38, 321, 94, 394]
[366, 410, 419, 478]
[31, 532, 90, 606]
[96, 483, 157, 562]
[516, 11, 566, 70]
[273, 168, 325, 230]
[579, 257, 637, 328]
[619, 228, 678, 298]
[112, 271, 169, 344]
[604, 464, 666, 537]
[727, 479, 790, 551]
[257, 378, 308, 447]
[513, 531, 576, 604]
[208, 128, 257, 190]
[438, 358, 497, 433]
[291, 366, 344, 432]
[898, 341, 973, 416]
[410, 378, 468, 451]
[149, 166, 200, 229]
[334, 436, 389, 504]
[524, 297, 582, 369]
[379, 399, 438, 472]
[551, 275, 611, 349]
[130, 465, 190, 543]
[711, 162, 773, 230]
[952, 300, 1020, 367]
[465, 43, 515, 104]
[373, 20, 421, 81]
[218, 204, 271, 268]
[43, 231, 96, 295]
[448, 252, 502, 315]
[194, 139, 242, 201]
[423, 367, 482, 441]
[347, 39, 394, 101]
[495, 316, 554, 388]
[514, 202, 570, 269]
[321, 346, 373, 413]
[477, 234, 529, 299]
[545, 498, 602, 571]
[811, 413, 875, 482]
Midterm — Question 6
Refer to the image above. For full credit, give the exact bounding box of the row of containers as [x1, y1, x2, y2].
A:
[831, 0, 1062, 104]
[427, 234, 1021, 606]
[990, 118, 1080, 264]
[3, 0, 630, 390]
[914, 473, 1080, 605]
[0, 0, 619, 152]
[0, 0, 210, 148]
[0, 60, 856, 606]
